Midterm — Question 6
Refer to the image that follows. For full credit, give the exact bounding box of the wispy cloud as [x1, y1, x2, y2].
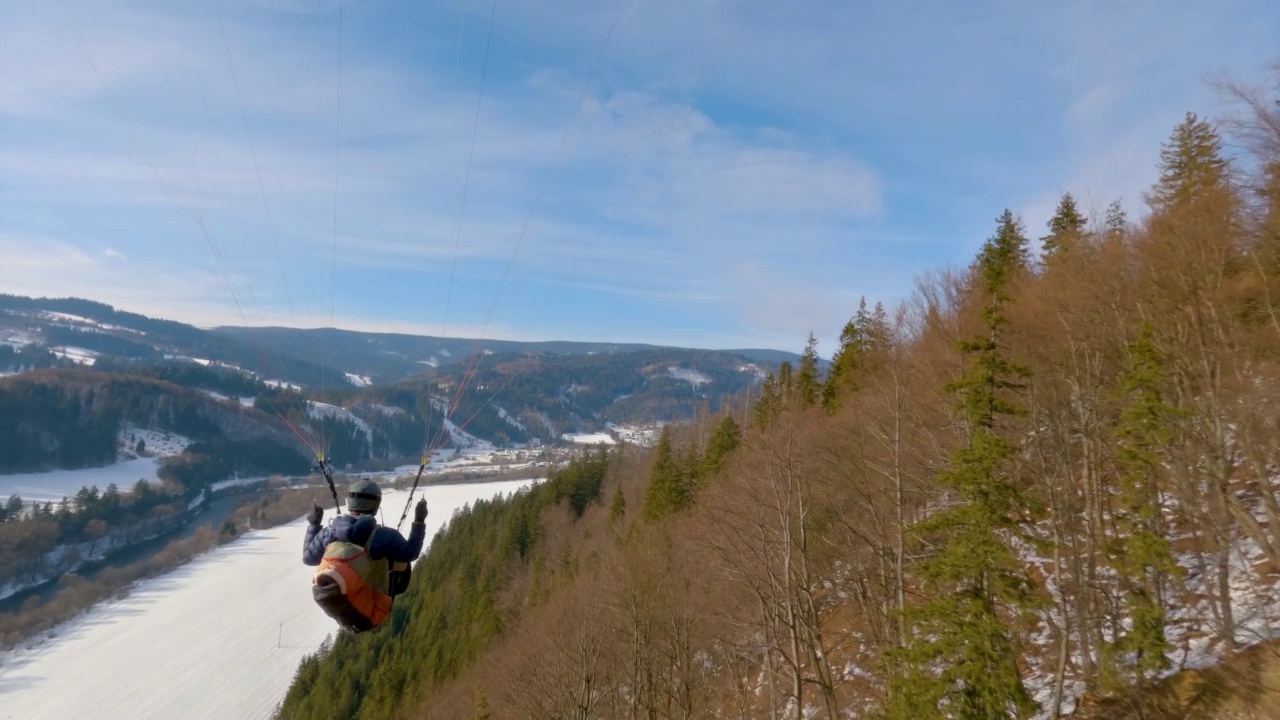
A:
[0, 0, 1275, 355]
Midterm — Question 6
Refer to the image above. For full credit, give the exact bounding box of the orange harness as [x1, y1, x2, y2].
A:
[312, 526, 392, 632]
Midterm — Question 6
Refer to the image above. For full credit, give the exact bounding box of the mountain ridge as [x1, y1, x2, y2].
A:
[0, 294, 808, 389]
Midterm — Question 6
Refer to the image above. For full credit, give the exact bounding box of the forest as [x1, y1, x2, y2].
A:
[0, 370, 307, 476]
[419, 347, 762, 434]
[273, 69, 1280, 720]
[0, 477, 190, 593]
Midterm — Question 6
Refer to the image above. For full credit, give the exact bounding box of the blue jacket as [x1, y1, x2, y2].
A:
[303, 513, 426, 566]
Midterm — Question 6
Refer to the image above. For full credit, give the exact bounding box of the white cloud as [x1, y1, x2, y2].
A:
[1, 0, 1275, 351]
[0, 233, 231, 317]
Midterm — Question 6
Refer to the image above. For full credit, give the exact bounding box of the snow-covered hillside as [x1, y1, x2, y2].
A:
[307, 401, 373, 450]
[0, 478, 539, 720]
[0, 426, 194, 505]
[119, 425, 192, 459]
[198, 389, 256, 407]
[0, 458, 164, 504]
[49, 346, 98, 366]
[496, 405, 526, 432]
[668, 366, 711, 387]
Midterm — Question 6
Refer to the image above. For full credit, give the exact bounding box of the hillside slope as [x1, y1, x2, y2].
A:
[0, 294, 798, 393]
[274, 97, 1280, 719]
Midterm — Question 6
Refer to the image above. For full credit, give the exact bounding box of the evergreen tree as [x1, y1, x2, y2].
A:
[701, 416, 742, 478]
[1104, 199, 1128, 240]
[101, 483, 122, 523]
[823, 298, 890, 411]
[679, 448, 702, 495]
[1041, 192, 1087, 260]
[609, 485, 626, 523]
[777, 361, 794, 399]
[1106, 323, 1181, 684]
[824, 303, 869, 409]
[795, 333, 822, 407]
[642, 426, 687, 521]
[885, 211, 1037, 720]
[1148, 112, 1232, 211]
[753, 374, 781, 430]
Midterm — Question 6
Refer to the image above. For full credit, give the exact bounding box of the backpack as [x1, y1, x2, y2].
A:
[312, 519, 393, 632]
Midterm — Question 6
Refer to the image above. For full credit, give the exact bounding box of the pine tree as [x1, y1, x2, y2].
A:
[681, 449, 703, 493]
[1148, 112, 1231, 211]
[796, 333, 822, 407]
[702, 416, 742, 477]
[609, 485, 626, 523]
[824, 299, 871, 409]
[754, 374, 781, 430]
[1106, 323, 1181, 684]
[823, 298, 891, 411]
[642, 426, 687, 521]
[1104, 199, 1128, 240]
[885, 211, 1037, 720]
[1041, 192, 1087, 260]
[776, 361, 795, 404]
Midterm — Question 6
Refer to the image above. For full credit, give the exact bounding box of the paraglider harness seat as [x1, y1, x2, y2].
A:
[311, 515, 412, 633]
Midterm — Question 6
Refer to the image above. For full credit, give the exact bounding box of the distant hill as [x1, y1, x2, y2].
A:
[0, 294, 800, 476]
[214, 327, 807, 386]
[400, 348, 769, 440]
[0, 294, 807, 392]
[0, 368, 312, 487]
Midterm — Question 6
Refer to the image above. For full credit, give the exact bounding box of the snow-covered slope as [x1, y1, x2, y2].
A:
[0, 478, 538, 720]
[0, 426, 191, 504]
[668, 366, 711, 387]
[0, 458, 164, 504]
[307, 401, 373, 451]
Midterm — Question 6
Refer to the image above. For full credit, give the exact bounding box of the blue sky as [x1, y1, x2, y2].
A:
[0, 0, 1277, 356]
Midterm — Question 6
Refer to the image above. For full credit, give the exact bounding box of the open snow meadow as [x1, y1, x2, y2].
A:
[0, 457, 164, 505]
[0, 427, 191, 504]
[0, 478, 538, 720]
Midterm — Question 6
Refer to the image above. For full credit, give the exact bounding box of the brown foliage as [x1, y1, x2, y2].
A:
[394, 61, 1280, 719]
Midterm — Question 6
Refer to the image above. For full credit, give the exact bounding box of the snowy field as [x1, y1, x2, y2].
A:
[198, 389, 256, 407]
[49, 346, 98, 366]
[0, 458, 163, 504]
[0, 478, 538, 720]
[562, 432, 617, 445]
[668, 366, 711, 386]
[0, 427, 190, 505]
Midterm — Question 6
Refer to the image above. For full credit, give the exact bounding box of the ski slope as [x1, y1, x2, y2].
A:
[0, 478, 538, 720]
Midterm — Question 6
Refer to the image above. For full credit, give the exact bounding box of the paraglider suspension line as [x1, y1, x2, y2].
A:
[397, 460, 428, 531]
[315, 457, 342, 513]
